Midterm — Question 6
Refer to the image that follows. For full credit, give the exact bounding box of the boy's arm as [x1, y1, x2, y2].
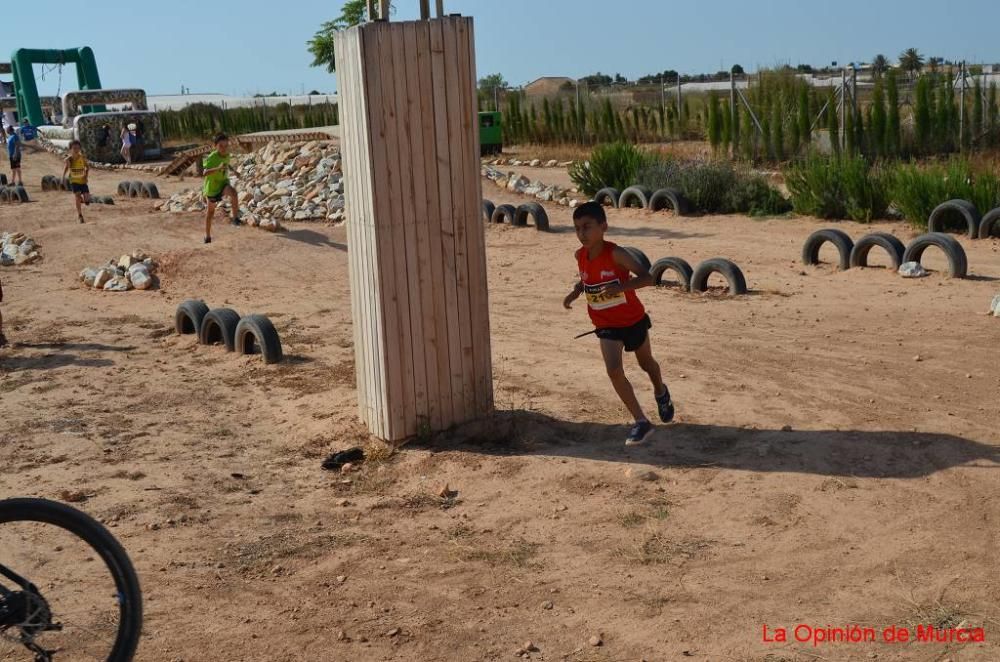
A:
[62, 158, 70, 177]
[563, 280, 584, 309]
[607, 247, 653, 292]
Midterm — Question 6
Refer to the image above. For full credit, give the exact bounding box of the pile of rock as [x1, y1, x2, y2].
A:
[79, 251, 158, 292]
[1, 232, 42, 266]
[485, 158, 574, 168]
[155, 140, 345, 227]
[482, 166, 580, 207]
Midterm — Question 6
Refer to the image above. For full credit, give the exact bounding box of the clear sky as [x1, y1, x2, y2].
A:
[10, 0, 1000, 98]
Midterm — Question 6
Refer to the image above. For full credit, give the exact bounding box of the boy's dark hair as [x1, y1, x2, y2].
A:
[573, 200, 607, 225]
[69, 140, 82, 148]
[213, 133, 228, 144]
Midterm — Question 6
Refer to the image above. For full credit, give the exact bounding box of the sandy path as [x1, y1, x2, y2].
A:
[1, 149, 999, 661]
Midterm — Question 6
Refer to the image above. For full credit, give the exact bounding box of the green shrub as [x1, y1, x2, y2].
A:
[569, 142, 653, 197]
[889, 159, 1000, 229]
[785, 153, 889, 221]
[637, 159, 790, 215]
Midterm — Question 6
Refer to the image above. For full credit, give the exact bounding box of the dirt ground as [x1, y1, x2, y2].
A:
[2, 149, 1000, 662]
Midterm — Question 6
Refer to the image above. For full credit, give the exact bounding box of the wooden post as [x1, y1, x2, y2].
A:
[366, 0, 376, 21]
[334, 17, 493, 441]
[419, 0, 430, 19]
[378, 0, 389, 20]
[435, 0, 444, 17]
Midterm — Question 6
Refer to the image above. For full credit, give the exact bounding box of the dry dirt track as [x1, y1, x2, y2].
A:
[2, 149, 1000, 661]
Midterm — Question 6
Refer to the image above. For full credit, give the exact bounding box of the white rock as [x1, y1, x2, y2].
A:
[18, 239, 36, 255]
[92, 269, 114, 289]
[118, 255, 136, 269]
[104, 275, 132, 292]
[545, 159, 558, 167]
[898, 262, 928, 278]
[80, 267, 98, 285]
[569, 199, 580, 208]
[991, 294, 1000, 316]
[529, 159, 541, 167]
[1, 243, 18, 260]
[558, 197, 570, 206]
[14, 252, 40, 265]
[129, 265, 154, 290]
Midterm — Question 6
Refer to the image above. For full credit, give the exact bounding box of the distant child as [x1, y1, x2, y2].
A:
[120, 124, 135, 164]
[6, 126, 22, 186]
[201, 133, 242, 244]
[563, 201, 674, 446]
[0, 276, 7, 347]
[62, 140, 91, 224]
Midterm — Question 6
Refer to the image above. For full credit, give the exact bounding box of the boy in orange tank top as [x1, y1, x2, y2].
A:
[563, 201, 673, 445]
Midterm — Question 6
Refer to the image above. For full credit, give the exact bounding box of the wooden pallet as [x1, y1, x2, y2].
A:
[335, 17, 492, 441]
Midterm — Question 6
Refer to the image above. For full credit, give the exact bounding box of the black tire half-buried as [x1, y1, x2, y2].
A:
[690, 258, 748, 295]
[802, 228, 854, 270]
[849, 232, 906, 269]
[901, 232, 968, 278]
[514, 202, 550, 231]
[650, 256, 694, 290]
[593, 187, 621, 208]
[175, 299, 210, 335]
[199, 308, 242, 351]
[927, 199, 980, 239]
[235, 314, 284, 364]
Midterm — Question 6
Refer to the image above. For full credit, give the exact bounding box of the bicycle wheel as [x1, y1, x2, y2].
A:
[0, 498, 142, 661]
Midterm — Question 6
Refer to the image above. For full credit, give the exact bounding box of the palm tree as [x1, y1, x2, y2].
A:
[928, 56, 944, 75]
[898, 48, 924, 79]
[872, 54, 889, 78]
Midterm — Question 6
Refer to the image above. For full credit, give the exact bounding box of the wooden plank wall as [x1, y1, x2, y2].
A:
[334, 16, 493, 442]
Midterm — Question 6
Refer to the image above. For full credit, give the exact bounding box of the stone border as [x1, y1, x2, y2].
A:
[482, 166, 581, 208]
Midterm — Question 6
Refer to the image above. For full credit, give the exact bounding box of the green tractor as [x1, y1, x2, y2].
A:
[478, 111, 501, 156]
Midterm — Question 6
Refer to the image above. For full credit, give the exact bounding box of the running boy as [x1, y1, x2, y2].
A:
[201, 133, 241, 244]
[62, 140, 91, 223]
[6, 126, 22, 186]
[563, 201, 674, 446]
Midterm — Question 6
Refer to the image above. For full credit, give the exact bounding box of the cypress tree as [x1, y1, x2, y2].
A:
[989, 82, 998, 147]
[798, 84, 811, 144]
[722, 101, 732, 154]
[870, 80, 887, 157]
[845, 104, 856, 155]
[915, 76, 932, 154]
[886, 71, 901, 157]
[761, 112, 772, 160]
[973, 77, 984, 147]
[707, 92, 722, 151]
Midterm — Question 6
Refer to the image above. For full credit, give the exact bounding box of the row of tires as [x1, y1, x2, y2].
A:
[117, 180, 160, 199]
[174, 300, 284, 364]
[803, 229, 969, 278]
[624, 246, 748, 295]
[928, 199, 1000, 239]
[0, 185, 30, 203]
[482, 200, 550, 231]
[39, 174, 115, 204]
[593, 186, 693, 215]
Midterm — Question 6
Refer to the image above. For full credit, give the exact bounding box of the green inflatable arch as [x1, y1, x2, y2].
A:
[11, 47, 106, 125]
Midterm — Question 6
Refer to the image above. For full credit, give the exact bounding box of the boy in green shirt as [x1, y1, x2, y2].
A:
[201, 133, 241, 244]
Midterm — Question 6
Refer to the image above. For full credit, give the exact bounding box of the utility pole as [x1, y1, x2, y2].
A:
[435, 0, 444, 17]
[840, 68, 846, 152]
[366, 0, 376, 20]
[959, 60, 966, 151]
[730, 70, 737, 158]
[676, 72, 682, 134]
[378, 0, 389, 20]
[660, 76, 665, 114]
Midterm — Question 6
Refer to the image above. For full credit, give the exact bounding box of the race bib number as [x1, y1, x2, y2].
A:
[584, 280, 625, 310]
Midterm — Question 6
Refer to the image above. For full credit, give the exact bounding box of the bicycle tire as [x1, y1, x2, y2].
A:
[0, 498, 143, 662]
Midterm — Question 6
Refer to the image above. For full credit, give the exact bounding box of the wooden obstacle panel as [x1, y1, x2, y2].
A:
[335, 16, 492, 441]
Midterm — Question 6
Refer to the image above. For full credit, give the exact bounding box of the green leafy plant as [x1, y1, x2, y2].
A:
[785, 153, 889, 221]
[636, 159, 790, 215]
[569, 142, 654, 196]
[889, 159, 1000, 228]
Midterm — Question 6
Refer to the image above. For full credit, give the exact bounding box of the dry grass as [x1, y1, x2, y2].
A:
[453, 536, 540, 568]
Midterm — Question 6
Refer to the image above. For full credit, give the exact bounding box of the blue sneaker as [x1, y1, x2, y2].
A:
[655, 387, 674, 423]
[625, 420, 654, 446]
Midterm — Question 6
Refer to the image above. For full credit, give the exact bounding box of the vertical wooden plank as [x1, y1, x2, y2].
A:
[372, 23, 416, 439]
[429, 19, 467, 425]
[402, 21, 440, 431]
[455, 17, 493, 415]
[336, 27, 386, 437]
[415, 20, 453, 428]
[390, 22, 429, 436]
[359, 23, 402, 438]
[352, 28, 389, 438]
[442, 18, 477, 419]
